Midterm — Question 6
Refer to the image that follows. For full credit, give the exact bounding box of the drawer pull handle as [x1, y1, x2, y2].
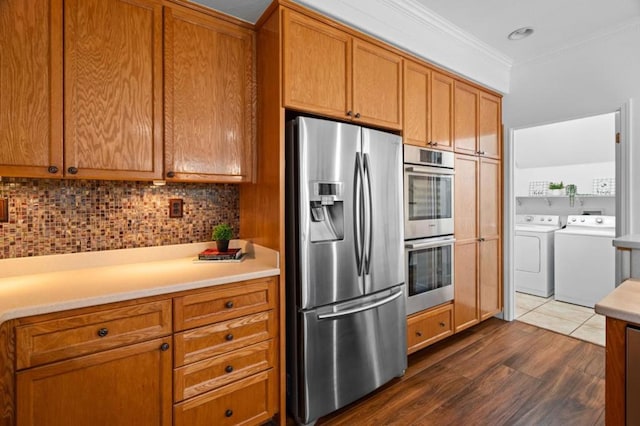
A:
[225, 301, 234, 309]
[225, 333, 234, 341]
[67, 166, 78, 174]
[439, 322, 446, 327]
[225, 365, 234, 373]
[160, 343, 170, 352]
[97, 328, 109, 338]
[416, 331, 422, 337]
[225, 409, 233, 418]
[48, 166, 59, 174]
[355, 112, 361, 119]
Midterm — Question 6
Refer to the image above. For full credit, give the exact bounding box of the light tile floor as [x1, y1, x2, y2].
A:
[515, 292, 605, 346]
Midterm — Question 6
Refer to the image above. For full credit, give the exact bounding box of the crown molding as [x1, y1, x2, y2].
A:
[377, 0, 514, 68]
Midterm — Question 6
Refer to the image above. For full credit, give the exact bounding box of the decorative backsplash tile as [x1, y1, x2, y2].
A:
[0, 178, 239, 259]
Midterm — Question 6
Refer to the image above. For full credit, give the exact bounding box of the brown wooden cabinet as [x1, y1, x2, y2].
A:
[16, 337, 172, 426]
[407, 303, 453, 354]
[454, 81, 501, 159]
[453, 154, 502, 332]
[0, 0, 63, 178]
[403, 61, 453, 150]
[172, 276, 278, 425]
[282, 9, 402, 130]
[8, 276, 279, 426]
[64, 0, 164, 180]
[164, 3, 255, 183]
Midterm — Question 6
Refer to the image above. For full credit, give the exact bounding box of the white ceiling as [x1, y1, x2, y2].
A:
[192, 0, 640, 65]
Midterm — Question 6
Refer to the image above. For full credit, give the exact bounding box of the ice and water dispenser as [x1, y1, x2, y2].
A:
[308, 181, 344, 242]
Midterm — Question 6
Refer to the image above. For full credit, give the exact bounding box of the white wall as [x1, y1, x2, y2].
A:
[504, 19, 640, 231]
[514, 162, 615, 196]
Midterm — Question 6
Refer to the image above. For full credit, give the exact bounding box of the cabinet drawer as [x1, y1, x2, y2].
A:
[16, 300, 172, 369]
[407, 303, 453, 354]
[174, 310, 276, 367]
[174, 277, 277, 331]
[174, 370, 276, 426]
[174, 339, 275, 402]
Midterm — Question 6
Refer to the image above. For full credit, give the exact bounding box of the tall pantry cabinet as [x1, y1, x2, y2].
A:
[453, 81, 502, 332]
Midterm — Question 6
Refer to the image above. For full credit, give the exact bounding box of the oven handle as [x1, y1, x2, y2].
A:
[404, 165, 455, 175]
[405, 236, 456, 249]
[317, 289, 403, 320]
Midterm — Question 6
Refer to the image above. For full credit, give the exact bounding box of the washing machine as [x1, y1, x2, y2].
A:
[515, 215, 562, 297]
[554, 215, 616, 308]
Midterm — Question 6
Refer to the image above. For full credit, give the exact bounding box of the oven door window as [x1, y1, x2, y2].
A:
[407, 244, 453, 296]
[407, 174, 452, 221]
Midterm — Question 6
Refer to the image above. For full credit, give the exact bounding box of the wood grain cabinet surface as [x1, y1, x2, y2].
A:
[0, 0, 63, 178]
[64, 0, 164, 180]
[453, 154, 502, 332]
[454, 81, 501, 159]
[407, 303, 453, 354]
[282, 9, 402, 130]
[164, 3, 255, 183]
[403, 60, 453, 150]
[8, 277, 279, 426]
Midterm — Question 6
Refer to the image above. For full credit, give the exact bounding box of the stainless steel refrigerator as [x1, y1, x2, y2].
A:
[286, 116, 406, 425]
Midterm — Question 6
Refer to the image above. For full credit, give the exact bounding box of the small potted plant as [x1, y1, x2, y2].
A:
[548, 181, 564, 196]
[212, 223, 233, 252]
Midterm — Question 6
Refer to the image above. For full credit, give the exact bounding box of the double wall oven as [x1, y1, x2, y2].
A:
[403, 145, 455, 315]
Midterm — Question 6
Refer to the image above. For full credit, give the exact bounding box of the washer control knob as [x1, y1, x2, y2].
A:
[540, 217, 544, 222]
[580, 218, 586, 222]
[596, 217, 603, 224]
[571, 218, 577, 222]
[525, 216, 533, 222]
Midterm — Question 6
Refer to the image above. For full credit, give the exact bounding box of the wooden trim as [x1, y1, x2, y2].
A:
[0, 320, 17, 426]
[606, 317, 626, 426]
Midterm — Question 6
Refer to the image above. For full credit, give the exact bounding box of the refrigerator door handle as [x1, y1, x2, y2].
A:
[317, 289, 403, 320]
[354, 153, 364, 276]
[363, 153, 373, 274]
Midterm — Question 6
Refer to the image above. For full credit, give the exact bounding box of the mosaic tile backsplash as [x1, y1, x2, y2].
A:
[0, 178, 239, 259]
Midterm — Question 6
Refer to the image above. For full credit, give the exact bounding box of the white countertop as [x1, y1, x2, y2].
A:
[613, 234, 640, 250]
[0, 240, 280, 324]
[595, 279, 640, 324]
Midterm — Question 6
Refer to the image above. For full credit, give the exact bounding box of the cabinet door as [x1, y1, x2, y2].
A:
[454, 154, 478, 242]
[165, 5, 255, 182]
[282, 9, 351, 119]
[480, 237, 501, 320]
[352, 38, 402, 130]
[64, 0, 163, 180]
[0, 0, 63, 178]
[479, 91, 501, 159]
[454, 241, 479, 332]
[479, 158, 501, 239]
[453, 81, 479, 156]
[403, 60, 430, 147]
[16, 337, 172, 426]
[430, 71, 454, 150]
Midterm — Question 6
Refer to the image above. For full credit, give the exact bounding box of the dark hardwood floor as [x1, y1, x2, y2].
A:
[314, 318, 605, 426]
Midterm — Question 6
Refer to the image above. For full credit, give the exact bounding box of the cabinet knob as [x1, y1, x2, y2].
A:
[166, 171, 175, 178]
[160, 343, 170, 352]
[354, 112, 361, 119]
[97, 328, 109, 337]
[67, 166, 78, 175]
[478, 237, 485, 242]
[225, 333, 234, 341]
[427, 141, 432, 146]
[48, 166, 59, 174]
[225, 365, 234, 373]
[416, 331, 422, 337]
[439, 322, 446, 327]
[433, 142, 438, 146]
[346, 110, 353, 117]
[225, 301, 234, 309]
[225, 409, 233, 418]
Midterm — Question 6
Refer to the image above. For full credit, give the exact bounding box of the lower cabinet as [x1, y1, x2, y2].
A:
[10, 276, 279, 426]
[16, 337, 173, 426]
[407, 303, 453, 354]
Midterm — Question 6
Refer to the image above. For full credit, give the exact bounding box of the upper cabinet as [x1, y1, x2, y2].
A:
[454, 81, 501, 159]
[0, 0, 63, 178]
[164, 4, 255, 183]
[64, 0, 163, 180]
[403, 59, 453, 150]
[282, 9, 402, 130]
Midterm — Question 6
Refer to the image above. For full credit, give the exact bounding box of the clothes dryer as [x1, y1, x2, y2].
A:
[554, 215, 615, 308]
[515, 215, 563, 297]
